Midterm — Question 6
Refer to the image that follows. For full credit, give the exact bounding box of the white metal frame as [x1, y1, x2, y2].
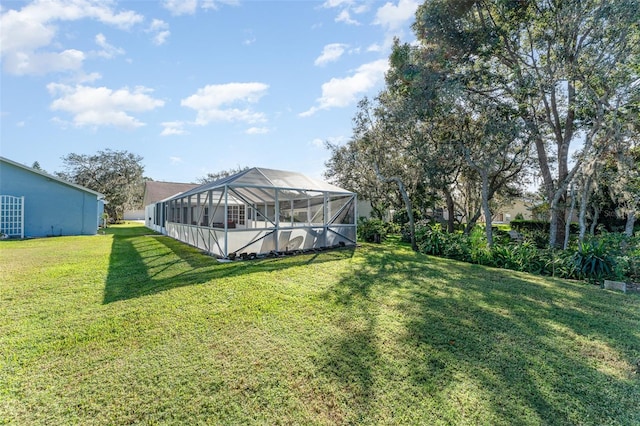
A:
[153, 181, 357, 258]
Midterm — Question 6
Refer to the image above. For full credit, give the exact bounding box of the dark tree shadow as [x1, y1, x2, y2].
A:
[103, 226, 354, 304]
[317, 242, 640, 424]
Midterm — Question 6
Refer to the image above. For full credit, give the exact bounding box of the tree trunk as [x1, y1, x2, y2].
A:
[578, 176, 592, 246]
[625, 210, 636, 237]
[563, 184, 576, 250]
[373, 165, 417, 251]
[443, 186, 455, 233]
[589, 207, 600, 235]
[397, 181, 417, 251]
[481, 172, 493, 247]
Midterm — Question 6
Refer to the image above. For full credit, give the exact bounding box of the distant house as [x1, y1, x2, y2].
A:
[124, 181, 199, 220]
[492, 198, 535, 223]
[134, 181, 200, 222]
[0, 156, 105, 238]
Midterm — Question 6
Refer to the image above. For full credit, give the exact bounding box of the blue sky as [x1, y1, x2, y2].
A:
[0, 0, 419, 183]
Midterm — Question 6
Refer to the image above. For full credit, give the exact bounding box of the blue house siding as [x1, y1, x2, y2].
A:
[0, 158, 104, 237]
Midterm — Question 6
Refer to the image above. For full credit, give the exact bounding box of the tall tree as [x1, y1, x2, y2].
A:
[324, 139, 395, 220]
[454, 100, 530, 246]
[57, 149, 145, 220]
[413, 0, 640, 246]
[326, 96, 423, 250]
[386, 39, 531, 243]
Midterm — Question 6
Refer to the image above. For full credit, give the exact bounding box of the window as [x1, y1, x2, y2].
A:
[227, 205, 245, 225]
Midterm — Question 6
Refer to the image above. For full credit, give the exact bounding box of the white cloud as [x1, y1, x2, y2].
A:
[202, 0, 240, 11]
[335, 9, 360, 25]
[322, 0, 352, 7]
[181, 82, 269, 125]
[76, 71, 102, 83]
[153, 30, 171, 46]
[170, 156, 183, 164]
[300, 59, 388, 117]
[95, 33, 125, 58]
[367, 43, 383, 52]
[246, 126, 269, 135]
[311, 138, 325, 148]
[314, 43, 348, 66]
[147, 19, 170, 45]
[163, 0, 238, 15]
[4, 49, 85, 75]
[322, 0, 368, 25]
[373, 0, 420, 31]
[161, 121, 188, 136]
[47, 83, 165, 129]
[0, 0, 143, 75]
[162, 0, 197, 16]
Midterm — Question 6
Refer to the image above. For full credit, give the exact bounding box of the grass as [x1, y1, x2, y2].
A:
[1, 223, 639, 425]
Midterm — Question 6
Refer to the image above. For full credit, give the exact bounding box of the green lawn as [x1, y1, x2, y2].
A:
[1, 223, 639, 425]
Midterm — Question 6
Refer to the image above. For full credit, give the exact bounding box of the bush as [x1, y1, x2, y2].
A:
[384, 221, 401, 235]
[413, 218, 638, 286]
[510, 219, 550, 232]
[415, 222, 446, 255]
[358, 218, 388, 243]
[443, 232, 473, 263]
[572, 239, 617, 284]
[603, 233, 640, 282]
[519, 229, 551, 249]
[511, 220, 579, 235]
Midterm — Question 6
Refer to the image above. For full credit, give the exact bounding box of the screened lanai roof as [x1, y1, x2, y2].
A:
[170, 167, 353, 203]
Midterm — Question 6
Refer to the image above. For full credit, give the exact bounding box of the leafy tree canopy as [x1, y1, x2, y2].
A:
[57, 149, 145, 220]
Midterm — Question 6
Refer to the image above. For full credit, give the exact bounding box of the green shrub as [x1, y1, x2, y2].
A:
[443, 232, 473, 263]
[384, 221, 401, 235]
[413, 218, 638, 286]
[511, 220, 579, 235]
[489, 242, 548, 274]
[538, 249, 574, 278]
[467, 227, 491, 265]
[493, 228, 513, 245]
[520, 229, 551, 249]
[415, 222, 446, 255]
[572, 239, 617, 284]
[510, 219, 549, 232]
[606, 233, 640, 282]
[358, 218, 388, 243]
[402, 219, 437, 243]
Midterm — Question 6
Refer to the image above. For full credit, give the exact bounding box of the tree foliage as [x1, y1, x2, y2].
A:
[412, 0, 640, 246]
[197, 166, 249, 184]
[326, 0, 639, 248]
[57, 149, 145, 220]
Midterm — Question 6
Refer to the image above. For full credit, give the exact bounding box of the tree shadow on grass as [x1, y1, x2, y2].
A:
[102, 226, 354, 304]
[317, 242, 640, 425]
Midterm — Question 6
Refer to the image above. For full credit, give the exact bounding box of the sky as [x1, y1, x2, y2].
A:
[0, 0, 420, 184]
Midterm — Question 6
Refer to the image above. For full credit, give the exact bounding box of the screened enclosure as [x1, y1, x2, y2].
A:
[146, 168, 357, 258]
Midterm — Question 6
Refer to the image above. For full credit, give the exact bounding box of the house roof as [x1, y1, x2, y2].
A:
[0, 156, 105, 199]
[173, 167, 353, 202]
[143, 181, 199, 206]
